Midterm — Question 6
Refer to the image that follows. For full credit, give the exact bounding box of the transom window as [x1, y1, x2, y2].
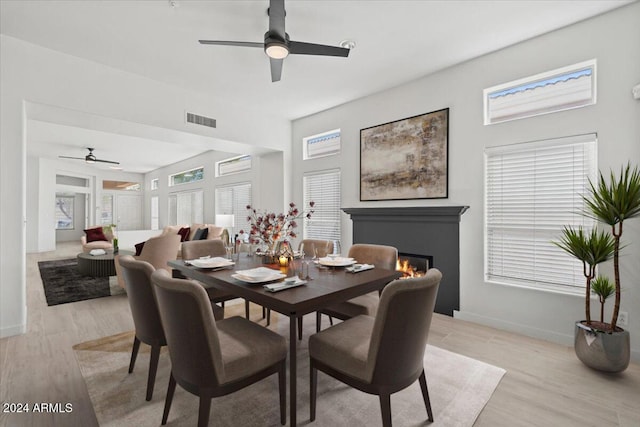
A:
[169, 167, 204, 187]
[216, 155, 252, 177]
[484, 59, 596, 125]
[485, 134, 597, 293]
[303, 129, 341, 160]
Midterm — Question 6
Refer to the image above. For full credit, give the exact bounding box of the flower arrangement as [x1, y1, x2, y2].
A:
[242, 201, 315, 250]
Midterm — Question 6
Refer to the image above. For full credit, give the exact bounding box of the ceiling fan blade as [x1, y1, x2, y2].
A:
[289, 40, 350, 57]
[199, 40, 264, 48]
[268, 0, 286, 39]
[59, 156, 85, 160]
[95, 159, 120, 165]
[270, 58, 283, 82]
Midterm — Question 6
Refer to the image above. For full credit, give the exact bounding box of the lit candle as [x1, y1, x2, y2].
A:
[279, 255, 289, 267]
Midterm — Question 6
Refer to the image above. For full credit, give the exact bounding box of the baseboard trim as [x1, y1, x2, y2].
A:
[0, 322, 26, 338]
[454, 310, 640, 363]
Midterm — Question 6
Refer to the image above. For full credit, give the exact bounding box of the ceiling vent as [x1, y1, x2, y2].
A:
[186, 112, 217, 129]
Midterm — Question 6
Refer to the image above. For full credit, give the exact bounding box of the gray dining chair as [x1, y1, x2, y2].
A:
[309, 268, 442, 427]
[151, 269, 287, 427]
[181, 239, 272, 325]
[316, 243, 398, 332]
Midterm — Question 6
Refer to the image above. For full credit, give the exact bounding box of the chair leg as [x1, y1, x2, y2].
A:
[419, 370, 434, 422]
[316, 311, 321, 333]
[329, 316, 333, 326]
[278, 361, 286, 425]
[379, 393, 392, 427]
[298, 316, 303, 340]
[197, 394, 212, 427]
[146, 344, 161, 401]
[161, 373, 176, 425]
[310, 363, 318, 422]
[245, 300, 250, 319]
[128, 336, 141, 374]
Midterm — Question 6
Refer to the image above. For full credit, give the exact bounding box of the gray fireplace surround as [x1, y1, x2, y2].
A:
[343, 206, 469, 316]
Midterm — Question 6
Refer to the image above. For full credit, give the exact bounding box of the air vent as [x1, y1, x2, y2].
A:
[186, 112, 217, 128]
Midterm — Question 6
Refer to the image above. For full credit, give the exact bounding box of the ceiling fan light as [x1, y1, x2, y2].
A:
[265, 42, 288, 59]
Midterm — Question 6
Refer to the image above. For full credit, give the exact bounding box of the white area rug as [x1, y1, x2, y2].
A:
[74, 316, 505, 426]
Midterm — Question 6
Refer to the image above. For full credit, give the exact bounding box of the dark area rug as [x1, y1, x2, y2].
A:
[38, 258, 124, 306]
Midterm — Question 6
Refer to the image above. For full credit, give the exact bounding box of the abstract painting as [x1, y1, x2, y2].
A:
[360, 108, 449, 201]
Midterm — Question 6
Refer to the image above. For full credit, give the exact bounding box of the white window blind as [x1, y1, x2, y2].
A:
[484, 60, 596, 125]
[217, 155, 252, 177]
[485, 134, 597, 293]
[303, 169, 341, 241]
[168, 190, 203, 225]
[303, 130, 341, 160]
[151, 196, 159, 230]
[215, 182, 252, 236]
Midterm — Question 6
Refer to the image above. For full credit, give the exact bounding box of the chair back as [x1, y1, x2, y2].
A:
[348, 244, 398, 270]
[138, 233, 181, 272]
[151, 269, 224, 388]
[299, 239, 333, 258]
[182, 239, 226, 260]
[118, 255, 165, 345]
[366, 269, 442, 385]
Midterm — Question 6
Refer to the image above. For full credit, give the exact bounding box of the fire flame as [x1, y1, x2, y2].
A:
[396, 258, 424, 278]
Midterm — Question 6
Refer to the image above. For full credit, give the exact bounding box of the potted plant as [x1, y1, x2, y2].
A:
[555, 163, 640, 372]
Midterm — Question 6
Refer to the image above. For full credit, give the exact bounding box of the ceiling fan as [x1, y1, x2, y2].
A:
[198, 0, 351, 82]
[59, 148, 120, 165]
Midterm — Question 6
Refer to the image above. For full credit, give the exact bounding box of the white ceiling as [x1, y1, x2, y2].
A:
[1, 0, 633, 173]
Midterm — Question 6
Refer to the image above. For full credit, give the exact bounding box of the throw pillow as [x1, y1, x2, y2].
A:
[134, 241, 146, 256]
[85, 227, 108, 243]
[193, 227, 209, 240]
[177, 227, 191, 242]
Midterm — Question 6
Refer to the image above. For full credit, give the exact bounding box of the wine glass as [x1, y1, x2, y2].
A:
[331, 240, 341, 258]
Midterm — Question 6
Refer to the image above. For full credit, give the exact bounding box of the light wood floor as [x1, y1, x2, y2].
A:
[1, 242, 638, 427]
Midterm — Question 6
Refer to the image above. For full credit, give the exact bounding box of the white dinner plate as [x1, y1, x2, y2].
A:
[233, 267, 286, 283]
[189, 257, 235, 269]
[232, 272, 286, 284]
[317, 257, 356, 267]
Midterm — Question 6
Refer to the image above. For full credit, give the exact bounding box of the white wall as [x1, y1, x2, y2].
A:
[0, 34, 290, 338]
[292, 3, 640, 360]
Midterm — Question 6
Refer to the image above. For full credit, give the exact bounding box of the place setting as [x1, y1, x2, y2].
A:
[184, 256, 235, 270]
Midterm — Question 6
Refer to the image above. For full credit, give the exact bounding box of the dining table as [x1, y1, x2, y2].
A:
[168, 254, 402, 426]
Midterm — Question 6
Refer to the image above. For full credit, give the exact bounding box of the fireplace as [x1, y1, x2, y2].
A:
[343, 206, 469, 316]
[397, 252, 433, 277]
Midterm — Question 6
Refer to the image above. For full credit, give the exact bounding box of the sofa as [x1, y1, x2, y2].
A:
[159, 224, 225, 259]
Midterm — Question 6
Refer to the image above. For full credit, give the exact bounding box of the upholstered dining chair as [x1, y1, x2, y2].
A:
[298, 239, 333, 258]
[151, 269, 288, 427]
[309, 269, 442, 427]
[181, 239, 271, 325]
[119, 255, 224, 402]
[137, 233, 181, 272]
[316, 243, 398, 332]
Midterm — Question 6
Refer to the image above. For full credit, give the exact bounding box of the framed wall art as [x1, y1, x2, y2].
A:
[360, 108, 449, 201]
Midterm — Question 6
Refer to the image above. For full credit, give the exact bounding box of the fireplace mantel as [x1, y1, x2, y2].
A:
[343, 206, 469, 315]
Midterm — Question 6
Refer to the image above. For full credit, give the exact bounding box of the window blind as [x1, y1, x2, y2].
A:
[169, 190, 203, 225]
[303, 169, 341, 241]
[485, 134, 596, 292]
[151, 196, 159, 230]
[215, 182, 252, 236]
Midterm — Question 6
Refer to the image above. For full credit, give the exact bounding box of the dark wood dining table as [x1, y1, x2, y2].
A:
[168, 255, 401, 426]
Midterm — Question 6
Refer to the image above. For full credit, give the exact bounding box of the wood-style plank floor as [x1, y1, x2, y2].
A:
[1, 242, 638, 426]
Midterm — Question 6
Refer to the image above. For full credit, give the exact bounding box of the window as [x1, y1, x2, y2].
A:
[101, 195, 114, 225]
[484, 59, 596, 125]
[303, 129, 341, 160]
[151, 178, 159, 191]
[216, 155, 252, 177]
[168, 190, 203, 225]
[485, 134, 597, 293]
[151, 196, 159, 230]
[169, 167, 204, 186]
[55, 195, 74, 230]
[303, 169, 341, 241]
[103, 180, 141, 191]
[215, 183, 252, 236]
